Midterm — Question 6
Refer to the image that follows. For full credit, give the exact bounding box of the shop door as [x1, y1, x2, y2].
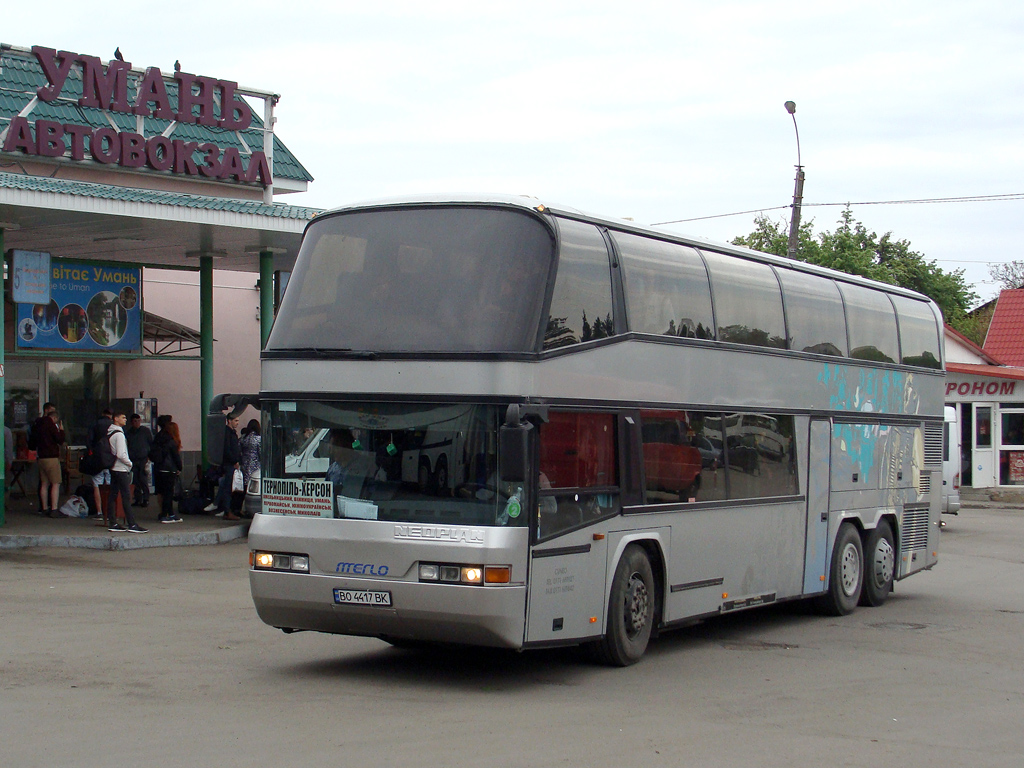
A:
[973, 405, 995, 487]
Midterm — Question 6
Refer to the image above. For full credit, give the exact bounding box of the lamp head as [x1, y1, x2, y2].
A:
[784, 101, 796, 115]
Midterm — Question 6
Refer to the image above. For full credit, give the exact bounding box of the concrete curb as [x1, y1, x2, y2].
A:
[0, 522, 250, 550]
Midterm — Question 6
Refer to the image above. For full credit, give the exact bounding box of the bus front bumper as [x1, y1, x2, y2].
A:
[249, 570, 528, 649]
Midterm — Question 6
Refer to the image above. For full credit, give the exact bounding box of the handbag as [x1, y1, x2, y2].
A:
[79, 448, 103, 476]
[231, 467, 244, 492]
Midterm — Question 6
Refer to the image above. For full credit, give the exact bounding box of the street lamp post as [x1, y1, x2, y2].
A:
[785, 100, 805, 260]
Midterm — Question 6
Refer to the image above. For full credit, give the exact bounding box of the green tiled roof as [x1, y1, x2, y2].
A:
[0, 169, 323, 220]
[0, 45, 313, 184]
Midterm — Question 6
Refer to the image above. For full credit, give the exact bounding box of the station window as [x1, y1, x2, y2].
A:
[545, 219, 616, 351]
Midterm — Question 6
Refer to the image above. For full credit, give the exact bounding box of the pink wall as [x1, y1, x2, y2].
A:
[115, 268, 263, 451]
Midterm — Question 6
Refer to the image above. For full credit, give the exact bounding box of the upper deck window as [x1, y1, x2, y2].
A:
[267, 207, 554, 353]
[840, 283, 899, 364]
[544, 219, 616, 351]
[892, 295, 942, 369]
[777, 270, 848, 356]
[702, 251, 787, 350]
[614, 232, 715, 339]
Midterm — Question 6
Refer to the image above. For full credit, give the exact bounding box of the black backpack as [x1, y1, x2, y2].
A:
[96, 430, 118, 470]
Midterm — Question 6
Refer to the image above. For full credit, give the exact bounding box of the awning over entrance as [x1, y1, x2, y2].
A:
[0, 171, 320, 272]
[143, 310, 203, 356]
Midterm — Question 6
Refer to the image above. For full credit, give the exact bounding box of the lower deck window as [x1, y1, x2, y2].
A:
[538, 411, 620, 539]
[641, 410, 798, 503]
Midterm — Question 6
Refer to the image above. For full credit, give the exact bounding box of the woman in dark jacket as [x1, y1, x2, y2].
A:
[152, 415, 184, 523]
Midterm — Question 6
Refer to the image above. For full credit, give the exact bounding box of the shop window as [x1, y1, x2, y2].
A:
[1000, 412, 1024, 485]
[537, 411, 619, 539]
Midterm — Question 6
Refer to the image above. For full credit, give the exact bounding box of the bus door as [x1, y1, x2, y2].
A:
[803, 418, 831, 594]
[525, 411, 619, 645]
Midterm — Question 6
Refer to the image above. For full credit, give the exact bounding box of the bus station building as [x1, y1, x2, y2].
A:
[0, 41, 320, 523]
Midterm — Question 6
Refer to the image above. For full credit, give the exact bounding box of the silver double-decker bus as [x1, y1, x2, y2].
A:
[248, 195, 944, 665]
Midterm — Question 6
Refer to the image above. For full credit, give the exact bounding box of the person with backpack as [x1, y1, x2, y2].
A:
[86, 408, 113, 526]
[151, 415, 183, 524]
[105, 410, 146, 533]
[32, 402, 65, 517]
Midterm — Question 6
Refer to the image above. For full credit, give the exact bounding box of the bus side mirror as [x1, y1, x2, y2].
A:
[499, 422, 532, 483]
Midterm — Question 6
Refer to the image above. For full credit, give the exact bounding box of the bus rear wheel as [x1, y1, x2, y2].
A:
[815, 523, 863, 616]
[594, 544, 655, 666]
[859, 520, 895, 607]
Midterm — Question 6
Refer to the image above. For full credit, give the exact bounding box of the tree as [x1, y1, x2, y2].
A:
[732, 209, 979, 335]
[990, 260, 1024, 290]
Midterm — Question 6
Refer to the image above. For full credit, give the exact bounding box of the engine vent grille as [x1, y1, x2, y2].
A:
[901, 505, 930, 551]
[924, 421, 943, 467]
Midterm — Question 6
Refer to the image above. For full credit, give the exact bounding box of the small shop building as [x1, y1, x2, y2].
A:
[945, 290, 1024, 489]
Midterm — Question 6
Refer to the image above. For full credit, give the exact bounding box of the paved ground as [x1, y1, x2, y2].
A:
[0, 494, 247, 550]
[1, 507, 1022, 768]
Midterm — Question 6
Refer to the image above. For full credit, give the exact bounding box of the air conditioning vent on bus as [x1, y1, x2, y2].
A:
[900, 505, 930, 551]
[923, 421, 943, 467]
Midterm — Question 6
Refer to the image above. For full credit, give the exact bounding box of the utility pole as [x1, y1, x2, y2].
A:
[785, 101, 805, 260]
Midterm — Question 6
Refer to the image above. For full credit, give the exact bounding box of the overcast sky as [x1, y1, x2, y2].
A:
[6, 1, 1023, 304]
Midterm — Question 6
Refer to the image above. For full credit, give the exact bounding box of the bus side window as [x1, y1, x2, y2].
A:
[538, 412, 619, 539]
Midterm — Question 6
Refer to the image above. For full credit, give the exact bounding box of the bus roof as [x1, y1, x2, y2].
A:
[314, 193, 938, 306]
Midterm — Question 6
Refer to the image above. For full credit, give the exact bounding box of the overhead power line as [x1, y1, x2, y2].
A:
[651, 192, 1024, 226]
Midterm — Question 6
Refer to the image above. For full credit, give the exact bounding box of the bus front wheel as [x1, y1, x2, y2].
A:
[595, 544, 655, 666]
[815, 523, 863, 616]
[859, 520, 895, 607]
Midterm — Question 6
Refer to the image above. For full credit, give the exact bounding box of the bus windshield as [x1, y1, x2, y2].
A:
[267, 206, 555, 353]
[263, 401, 525, 527]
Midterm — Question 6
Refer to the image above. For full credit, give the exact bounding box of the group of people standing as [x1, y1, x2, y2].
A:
[26, 405, 260, 530]
[204, 414, 261, 520]
[84, 408, 185, 532]
[29, 405, 184, 532]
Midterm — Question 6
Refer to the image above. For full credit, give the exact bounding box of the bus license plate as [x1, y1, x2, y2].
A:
[334, 589, 392, 607]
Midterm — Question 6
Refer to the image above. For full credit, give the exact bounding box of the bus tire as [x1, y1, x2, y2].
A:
[859, 520, 895, 607]
[815, 523, 863, 616]
[595, 544, 655, 666]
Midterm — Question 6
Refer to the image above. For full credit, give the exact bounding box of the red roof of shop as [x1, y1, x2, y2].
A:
[984, 289, 1024, 366]
[947, 362, 1024, 381]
